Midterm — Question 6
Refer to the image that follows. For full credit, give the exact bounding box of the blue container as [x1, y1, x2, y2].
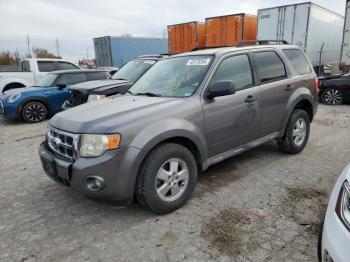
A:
[94, 36, 168, 67]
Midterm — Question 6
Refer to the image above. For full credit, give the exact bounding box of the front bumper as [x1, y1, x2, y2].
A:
[39, 141, 142, 202]
[322, 211, 350, 262]
[0, 99, 18, 119]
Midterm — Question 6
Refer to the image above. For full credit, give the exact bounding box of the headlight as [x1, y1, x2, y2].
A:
[87, 94, 106, 103]
[79, 134, 120, 157]
[336, 180, 350, 230]
[8, 92, 21, 103]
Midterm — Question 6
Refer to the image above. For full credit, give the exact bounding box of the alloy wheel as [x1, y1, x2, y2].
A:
[24, 102, 47, 122]
[292, 118, 307, 146]
[155, 158, 189, 202]
[323, 89, 342, 105]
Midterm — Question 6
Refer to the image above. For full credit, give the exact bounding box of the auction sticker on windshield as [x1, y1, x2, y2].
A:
[186, 58, 211, 66]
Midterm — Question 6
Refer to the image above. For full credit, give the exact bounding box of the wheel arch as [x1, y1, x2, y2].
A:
[19, 98, 52, 118]
[281, 95, 315, 134]
[3, 82, 26, 93]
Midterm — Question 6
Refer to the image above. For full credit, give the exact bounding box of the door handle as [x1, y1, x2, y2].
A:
[43, 92, 52, 95]
[285, 84, 295, 91]
[244, 95, 255, 103]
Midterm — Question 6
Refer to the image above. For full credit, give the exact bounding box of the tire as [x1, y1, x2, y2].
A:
[22, 101, 48, 123]
[278, 109, 310, 154]
[135, 143, 198, 214]
[321, 88, 343, 105]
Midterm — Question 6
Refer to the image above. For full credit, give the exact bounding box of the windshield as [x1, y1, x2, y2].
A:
[112, 59, 156, 82]
[38, 73, 58, 87]
[129, 56, 213, 97]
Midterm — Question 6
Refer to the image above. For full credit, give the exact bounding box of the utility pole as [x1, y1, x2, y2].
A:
[86, 49, 89, 60]
[26, 34, 31, 57]
[56, 38, 60, 57]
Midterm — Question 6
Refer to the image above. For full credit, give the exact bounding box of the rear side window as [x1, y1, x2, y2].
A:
[211, 54, 254, 91]
[283, 49, 312, 75]
[86, 72, 108, 81]
[254, 51, 287, 83]
[37, 61, 55, 72]
[56, 73, 86, 85]
[56, 62, 79, 70]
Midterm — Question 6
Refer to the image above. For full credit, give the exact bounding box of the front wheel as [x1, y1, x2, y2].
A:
[135, 143, 198, 214]
[278, 109, 310, 154]
[321, 88, 343, 105]
[22, 101, 48, 123]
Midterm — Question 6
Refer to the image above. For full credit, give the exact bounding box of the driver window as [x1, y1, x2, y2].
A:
[211, 54, 254, 91]
[56, 73, 86, 85]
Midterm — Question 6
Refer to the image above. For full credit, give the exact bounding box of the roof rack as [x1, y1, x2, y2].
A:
[236, 40, 289, 47]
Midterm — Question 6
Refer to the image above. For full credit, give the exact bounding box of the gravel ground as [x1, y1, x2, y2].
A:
[0, 104, 350, 262]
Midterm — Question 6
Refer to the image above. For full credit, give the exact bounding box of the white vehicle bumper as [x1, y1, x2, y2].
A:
[322, 210, 350, 262]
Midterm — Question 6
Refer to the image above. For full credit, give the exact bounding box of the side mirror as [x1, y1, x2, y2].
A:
[206, 80, 236, 99]
[56, 84, 66, 90]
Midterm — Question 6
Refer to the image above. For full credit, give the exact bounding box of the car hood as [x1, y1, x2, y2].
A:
[50, 95, 183, 133]
[69, 79, 131, 94]
[2, 86, 51, 97]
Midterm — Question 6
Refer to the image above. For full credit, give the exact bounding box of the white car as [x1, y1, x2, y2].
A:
[0, 58, 80, 93]
[321, 164, 350, 262]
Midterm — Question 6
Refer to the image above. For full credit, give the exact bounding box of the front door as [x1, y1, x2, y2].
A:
[202, 53, 261, 157]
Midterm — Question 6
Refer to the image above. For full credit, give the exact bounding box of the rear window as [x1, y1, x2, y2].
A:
[283, 49, 312, 75]
[37, 61, 55, 72]
[86, 72, 108, 81]
[254, 51, 287, 83]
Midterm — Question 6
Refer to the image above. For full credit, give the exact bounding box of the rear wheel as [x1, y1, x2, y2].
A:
[278, 109, 310, 154]
[136, 143, 198, 214]
[321, 88, 343, 105]
[22, 101, 48, 123]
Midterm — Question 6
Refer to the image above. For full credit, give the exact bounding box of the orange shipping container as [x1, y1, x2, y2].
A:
[168, 22, 205, 54]
[205, 13, 257, 48]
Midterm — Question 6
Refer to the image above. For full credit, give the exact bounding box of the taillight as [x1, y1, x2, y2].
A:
[314, 77, 319, 94]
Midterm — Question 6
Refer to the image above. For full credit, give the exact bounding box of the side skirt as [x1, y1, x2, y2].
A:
[203, 131, 283, 170]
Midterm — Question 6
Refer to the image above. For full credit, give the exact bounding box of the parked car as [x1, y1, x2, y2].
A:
[0, 69, 108, 123]
[39, 43, 318, 214]
[319, 74, 350, 105]
[320, 164, 350, 262]
[62, 55, 166, 109]
[0, 58, 81, 93]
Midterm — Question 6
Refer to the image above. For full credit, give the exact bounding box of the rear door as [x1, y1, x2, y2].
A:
[252, 49, 294, 137]
[202, 52, 260, 157]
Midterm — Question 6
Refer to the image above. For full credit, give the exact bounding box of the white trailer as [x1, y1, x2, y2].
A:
[257, 2, 344, 67]
[341, 0, 350, 66]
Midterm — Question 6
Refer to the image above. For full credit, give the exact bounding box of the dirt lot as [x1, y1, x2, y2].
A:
[0, 104, 350, 262]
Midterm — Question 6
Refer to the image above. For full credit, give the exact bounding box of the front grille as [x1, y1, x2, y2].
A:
[0, 100, 4, 115]
[47, 127, 77, 159]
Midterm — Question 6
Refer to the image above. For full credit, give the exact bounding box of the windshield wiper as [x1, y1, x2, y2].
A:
[126, 90, 136, 95]
[136, 92, 162, 97]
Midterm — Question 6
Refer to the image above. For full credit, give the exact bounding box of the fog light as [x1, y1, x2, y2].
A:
[86, 176, 105, 192]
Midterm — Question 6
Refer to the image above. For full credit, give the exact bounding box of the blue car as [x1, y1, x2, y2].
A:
[0, 69, 108, 123]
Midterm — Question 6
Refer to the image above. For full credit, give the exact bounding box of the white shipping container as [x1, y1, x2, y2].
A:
[341, 0, 350, 65]
[257, 2, 344, 66]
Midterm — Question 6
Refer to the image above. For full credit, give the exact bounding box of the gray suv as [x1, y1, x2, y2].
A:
[39, 44, 319, 214]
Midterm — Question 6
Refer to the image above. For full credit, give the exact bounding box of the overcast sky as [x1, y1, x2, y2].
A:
[0, 0, 347, 62]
